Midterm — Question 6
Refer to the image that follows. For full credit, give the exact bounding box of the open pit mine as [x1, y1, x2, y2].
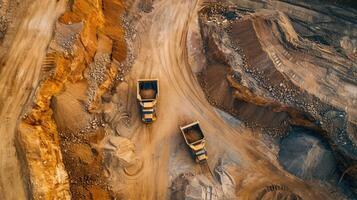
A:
[0, 0, 356, 199]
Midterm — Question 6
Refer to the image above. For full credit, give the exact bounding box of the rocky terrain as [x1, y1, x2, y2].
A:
[0, 0, 355, 199]
[197, 0, 357, 197]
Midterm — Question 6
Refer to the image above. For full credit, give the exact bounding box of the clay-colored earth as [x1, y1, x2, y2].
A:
[0, 0, 355, 199]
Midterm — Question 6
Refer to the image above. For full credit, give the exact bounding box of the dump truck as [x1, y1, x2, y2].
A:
[180, 121, 208, 163]
[137, 79, 159, 123]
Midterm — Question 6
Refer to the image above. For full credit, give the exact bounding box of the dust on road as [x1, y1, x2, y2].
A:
[111, 0, 335, 199]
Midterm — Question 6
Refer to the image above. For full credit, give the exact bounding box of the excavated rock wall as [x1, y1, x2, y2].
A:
[17, 0, 130, 199]
[227, 0, 357, 60]
[198, 2, 357, 196]
[18, 53, 72, 199]
[198, 7, 306, 135]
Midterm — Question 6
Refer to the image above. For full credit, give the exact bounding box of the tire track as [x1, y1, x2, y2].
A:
[117, 0, 334, 199]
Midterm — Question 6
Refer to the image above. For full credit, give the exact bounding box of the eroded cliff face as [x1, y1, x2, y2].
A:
[17, 0, 131, 199]
[197, 2, 357, 196]
[18, 53, 72, 199]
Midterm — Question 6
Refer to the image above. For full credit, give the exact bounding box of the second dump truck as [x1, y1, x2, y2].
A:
[137, 79, 159, 123]
[180, 121, 208, 163]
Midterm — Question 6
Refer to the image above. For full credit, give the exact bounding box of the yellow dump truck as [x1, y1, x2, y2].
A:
[180, 121, 208, 163]
[137, 79, 159, 123]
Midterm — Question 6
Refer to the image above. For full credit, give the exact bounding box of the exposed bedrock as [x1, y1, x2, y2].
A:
[16, 0, 133, 198]
[197, 3, 357, 195]
[225, 0, 357, 59]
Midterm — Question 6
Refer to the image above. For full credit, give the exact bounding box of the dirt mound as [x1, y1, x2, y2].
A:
[59, 127, 112, 200]
[99, 135, 138, 168]
[52, 82, 91, 132]
[140, 88, 156, 99]
[170, 173, 221, 200]
[279, 128, 337, 181]
[185, 129, 203, 144]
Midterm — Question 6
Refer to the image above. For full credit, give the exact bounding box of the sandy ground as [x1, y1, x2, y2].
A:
[0, 1, 66, 199]
[110, 0, 335, 199]
[0, 0, 347, 199]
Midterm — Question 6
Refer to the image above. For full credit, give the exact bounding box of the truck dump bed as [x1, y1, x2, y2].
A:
[137, 79, 159, 123]
[182, 123, 204, 144]
[180, 121, 208, 163]
[138, 79, 158, 100]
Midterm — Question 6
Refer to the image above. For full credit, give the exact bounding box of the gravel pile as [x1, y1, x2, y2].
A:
[86, 53, 111, 105]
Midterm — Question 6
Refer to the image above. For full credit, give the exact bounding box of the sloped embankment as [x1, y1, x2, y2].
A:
[17, 0, 129, 199]
[198, 3, 357, 196]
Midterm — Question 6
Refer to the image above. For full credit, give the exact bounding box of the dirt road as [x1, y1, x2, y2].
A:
[0, 1, 66, 199]
[114, 0, 335, 199]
